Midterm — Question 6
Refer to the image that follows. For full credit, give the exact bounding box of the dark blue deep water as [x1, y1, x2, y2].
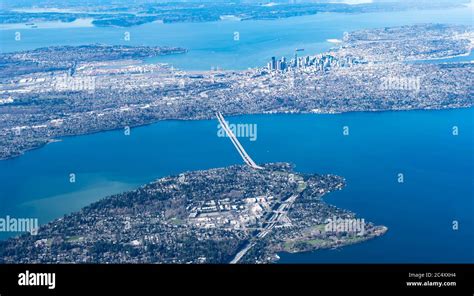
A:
[0, 5, 472, 262]
[0, 108, 472, 262]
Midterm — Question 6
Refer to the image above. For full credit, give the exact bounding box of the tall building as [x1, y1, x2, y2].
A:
[266, 56, 290, 72]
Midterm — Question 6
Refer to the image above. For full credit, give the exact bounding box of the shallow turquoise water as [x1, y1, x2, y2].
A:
[0, 108, 472, 262]
[0, 6, 472, 262]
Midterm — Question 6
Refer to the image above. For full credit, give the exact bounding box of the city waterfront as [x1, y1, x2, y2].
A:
[1, 6, 472, 70]
[0, 4, 472, 262]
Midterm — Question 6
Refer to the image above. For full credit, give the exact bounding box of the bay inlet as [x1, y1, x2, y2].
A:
[0, 108, 472, 262]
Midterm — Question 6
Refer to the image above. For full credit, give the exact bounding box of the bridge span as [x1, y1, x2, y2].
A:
[216, 112, 263, 170]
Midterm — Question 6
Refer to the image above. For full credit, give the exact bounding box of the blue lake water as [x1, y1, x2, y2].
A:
[407, 50, 474, 64]
[0, 6, 473, 262]
[0, 108, 472, 262]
